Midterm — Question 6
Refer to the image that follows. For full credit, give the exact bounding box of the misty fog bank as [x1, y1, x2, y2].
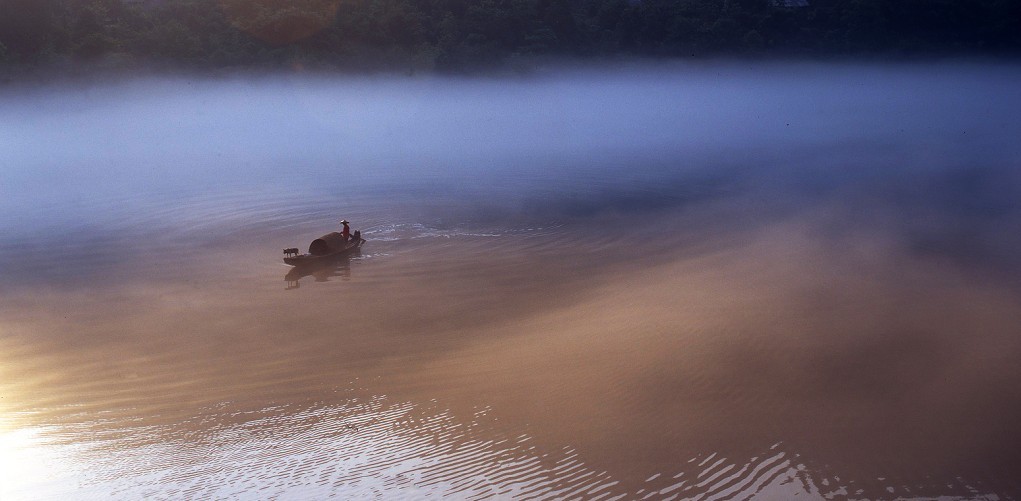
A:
[2, 61, 1020, 288]
[4, 63, 1020, 196]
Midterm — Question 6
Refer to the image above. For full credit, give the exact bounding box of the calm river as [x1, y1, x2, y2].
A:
[2, 62, 1020, 499]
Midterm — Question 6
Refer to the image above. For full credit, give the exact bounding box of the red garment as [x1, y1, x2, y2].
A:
[341, 224, 351, 239]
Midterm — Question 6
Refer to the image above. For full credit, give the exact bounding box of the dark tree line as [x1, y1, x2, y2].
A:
[1, 0, 1019, 72]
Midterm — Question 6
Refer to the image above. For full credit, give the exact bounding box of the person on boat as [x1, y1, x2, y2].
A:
[340, 220, 351, 240]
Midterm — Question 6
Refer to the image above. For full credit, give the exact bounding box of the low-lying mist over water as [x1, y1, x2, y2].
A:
[2, 62, 1021, 499]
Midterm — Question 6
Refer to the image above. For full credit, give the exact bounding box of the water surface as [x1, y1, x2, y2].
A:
[2, 63, 1021, 499]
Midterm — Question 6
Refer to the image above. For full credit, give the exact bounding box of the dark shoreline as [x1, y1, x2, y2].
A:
[3, 51, 1021, 87]
[2, 0, 1019, 82]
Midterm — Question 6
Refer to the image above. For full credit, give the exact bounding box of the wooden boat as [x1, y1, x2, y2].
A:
[284, 230, 365, 266]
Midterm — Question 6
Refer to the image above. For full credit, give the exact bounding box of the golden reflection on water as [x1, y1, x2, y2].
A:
[2, 212, 1020, 499]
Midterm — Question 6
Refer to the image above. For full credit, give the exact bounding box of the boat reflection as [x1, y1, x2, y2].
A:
[284, 250, 359, 289]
